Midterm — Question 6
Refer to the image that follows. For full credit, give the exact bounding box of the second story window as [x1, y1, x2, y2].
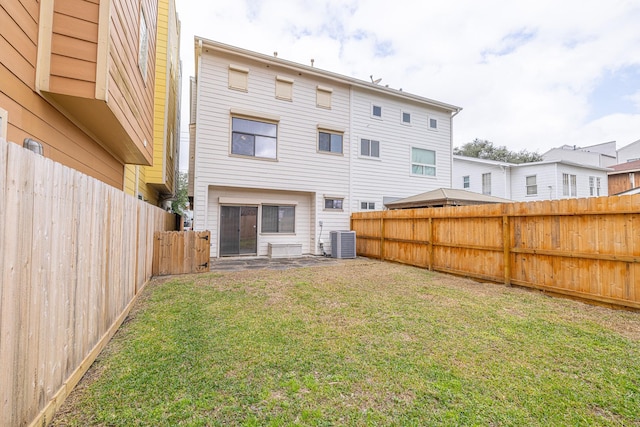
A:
[318, 130, 343, 154]
[372, 104, 382, 118]
[429, 118, 438, 130]
[402, 111, 411, 124]
[482, 173, 492, 195]
[526, 175, 537, 195]
[231, 117, 277, 159]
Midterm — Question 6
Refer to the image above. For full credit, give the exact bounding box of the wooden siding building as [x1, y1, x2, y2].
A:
[608, 159, 640, 195]
[1, 0, 158, 189]
[125, 0, 181, 205]
[190, 38, 461, 257]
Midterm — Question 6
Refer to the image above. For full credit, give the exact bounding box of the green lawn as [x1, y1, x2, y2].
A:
[52, 259, 640, 426]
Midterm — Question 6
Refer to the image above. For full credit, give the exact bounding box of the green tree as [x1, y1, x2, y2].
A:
[454, 139, 542, 164]
[171, 171, 189, 215]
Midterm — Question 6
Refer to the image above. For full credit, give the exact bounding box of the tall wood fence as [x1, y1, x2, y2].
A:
[351, 195, 640, 310]
[0, 140, 175, 427]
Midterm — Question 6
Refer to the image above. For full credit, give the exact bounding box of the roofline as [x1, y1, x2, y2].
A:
[195, 37, 463, 114]
[453, 155, 612, 171]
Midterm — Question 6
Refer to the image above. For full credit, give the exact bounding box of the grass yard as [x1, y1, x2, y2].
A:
[52, 259, 640, 426]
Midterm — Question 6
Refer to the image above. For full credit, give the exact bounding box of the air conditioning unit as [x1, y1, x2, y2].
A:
[330, 230, 356, 259]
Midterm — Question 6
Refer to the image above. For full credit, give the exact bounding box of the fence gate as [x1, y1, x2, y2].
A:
[152, 231, 211, 275]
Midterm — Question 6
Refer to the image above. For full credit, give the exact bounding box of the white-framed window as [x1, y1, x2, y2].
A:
[275, 75, 293, 101]
[137, 7, 149, 81]
[231, 116, 277, 159]
[229, 64, 249, 91]
[411, 147, 436, 176]
[262, 205, 295, 233]
[482, 173, 492, 195]
[316, 85, 332, 109]
[324, 198, 343, 210]
[526, 175, 537, 196]
[562, 173, 577, 197]
[360, 138, 380, 158]
[0, 107, 8, 141]
[360, 201, 375, 210]
[429, 118, 438, 130]
[401, 111, 411, 124]
[371, 104, 382, 118]
[589, 176, 601, 196]
[318, 130, 343, 154]
[463, 175, 470, 189]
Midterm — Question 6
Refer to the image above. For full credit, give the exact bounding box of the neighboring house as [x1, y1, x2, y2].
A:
[1, 0, 158, 189]
[453, 155, 610, 201]
[542, 141, 617, 168]
[190, 38, 461, 257]
[617, 139, 640, 164]
[125, 0, 181, 205]
[608, 159, 640, 195]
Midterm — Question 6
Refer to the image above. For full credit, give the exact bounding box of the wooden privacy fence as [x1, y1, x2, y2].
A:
[0, 140, 175, 427]
[351, 195, 640, 310]
[153, 231, 211, 275]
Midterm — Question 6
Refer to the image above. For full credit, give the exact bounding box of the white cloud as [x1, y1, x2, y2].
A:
[177, 0, 640, 170]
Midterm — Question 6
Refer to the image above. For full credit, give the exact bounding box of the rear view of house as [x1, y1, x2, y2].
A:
[189, 38, 461, 257]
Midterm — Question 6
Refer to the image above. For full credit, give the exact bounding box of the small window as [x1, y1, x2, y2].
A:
[138, 7, 149, 80]
[360, 201, 375, 210]
[262, 205, 295, 233]
[482, 173, 492, 195]
[229, 65, 249, 91]
[411, 147, 436, 176]
[402, 111, 411, 124]
[360, 138, 380, 158]
[318, 131, 343, 154]
[231, 116, 277, 159]
[0, 107, 8, 141]
[275, 75, 293, 101]
[526, 175, 537, 195]
[429, 118, 438, 130]
[372, 104, 382, 118]
[324, 198, 343, 210]
[317, 85, 332, 109]
[463, 175, 470, 189]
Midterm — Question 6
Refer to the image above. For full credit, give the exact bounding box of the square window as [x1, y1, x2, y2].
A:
[429, 118, 438, 130]
[319, 131, 343, 154]
[324, 198, 343, 210]
[231, 117, 277, 159]
[317, 86, 332, 109]
[372, 105, 382, 118]
[402, 112, 411, 124]
[262, 205, 295, 233]
[411, 147, 436, 176]
[360, 138, 380, 158]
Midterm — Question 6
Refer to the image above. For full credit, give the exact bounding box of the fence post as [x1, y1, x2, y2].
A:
[380, 213, 385, 261]
[503, 215, 511, 286]
[427, 217, 433, 271]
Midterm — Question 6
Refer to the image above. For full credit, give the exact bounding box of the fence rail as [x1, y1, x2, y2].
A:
[0, 140, 175, 427]
[351, 195, 640, 310]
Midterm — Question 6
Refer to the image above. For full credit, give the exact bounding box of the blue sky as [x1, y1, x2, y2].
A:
[176, 0, 640, 170]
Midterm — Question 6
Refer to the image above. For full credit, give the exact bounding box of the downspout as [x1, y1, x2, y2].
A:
[449, 108, 462, 188]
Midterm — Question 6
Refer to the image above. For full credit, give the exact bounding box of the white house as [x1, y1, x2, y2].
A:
[617, 139, 640, 163]
[453, 155, 610, 201]
[542, 141, 617, 168]
[189, 38, 461, 257]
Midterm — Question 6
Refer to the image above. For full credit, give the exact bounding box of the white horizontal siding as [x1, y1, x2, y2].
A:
[452, 158, 510, 199]
[350, 88, 453, 209]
